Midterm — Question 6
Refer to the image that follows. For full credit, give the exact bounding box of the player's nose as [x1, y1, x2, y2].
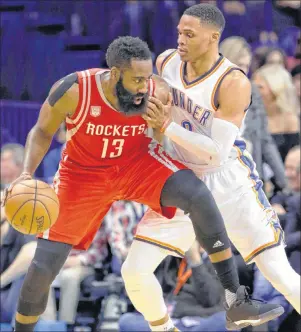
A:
[138, 83, 148, 95]
[177, 34, 185, 46]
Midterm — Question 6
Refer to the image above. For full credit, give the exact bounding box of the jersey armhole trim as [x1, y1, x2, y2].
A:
[211, 67, 245, 111]
[160, 50, 177, 75]
[66, 70, 90, 125]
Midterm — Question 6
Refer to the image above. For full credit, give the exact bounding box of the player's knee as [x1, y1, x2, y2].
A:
[121, 260, 147, 286]
[18, 260, 54, 316]
[121, 261, 137, 282]
[26, 260, 54, 293]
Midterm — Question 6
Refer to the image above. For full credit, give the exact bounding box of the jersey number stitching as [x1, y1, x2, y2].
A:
[181, 120, 193, 131]
[101, 138, 125, 158]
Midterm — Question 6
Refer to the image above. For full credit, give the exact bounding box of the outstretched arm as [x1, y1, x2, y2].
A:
[145, 71, 251, 165]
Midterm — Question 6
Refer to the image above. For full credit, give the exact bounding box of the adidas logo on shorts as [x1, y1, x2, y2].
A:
[213, 240, 224, 248]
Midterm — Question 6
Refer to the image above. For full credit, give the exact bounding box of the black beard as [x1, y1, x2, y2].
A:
[115, 78, 148, 116]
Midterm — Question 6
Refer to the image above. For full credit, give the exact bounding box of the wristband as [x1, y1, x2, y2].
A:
[160, 118, 172, 133]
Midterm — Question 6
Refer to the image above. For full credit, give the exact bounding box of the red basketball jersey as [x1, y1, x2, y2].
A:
[63, 68, 156, 167]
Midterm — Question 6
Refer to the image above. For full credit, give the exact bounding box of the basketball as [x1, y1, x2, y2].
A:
[4, 179, 60, 235]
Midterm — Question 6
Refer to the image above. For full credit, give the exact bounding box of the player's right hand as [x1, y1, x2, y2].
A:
[1, 172, 32, 207]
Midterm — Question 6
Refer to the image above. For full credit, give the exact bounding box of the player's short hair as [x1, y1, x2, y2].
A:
[106, 36, 152, 69]
[184, 3, 225, 33]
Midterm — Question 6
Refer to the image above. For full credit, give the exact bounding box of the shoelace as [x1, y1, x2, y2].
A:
[237, 286, 266, 306]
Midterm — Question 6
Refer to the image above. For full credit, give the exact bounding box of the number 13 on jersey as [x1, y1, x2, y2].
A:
[101, 138, 124, 158]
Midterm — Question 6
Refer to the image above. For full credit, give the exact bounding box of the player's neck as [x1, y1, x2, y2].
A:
[100, 73, 119, 110]
[187, 49, 220, 80]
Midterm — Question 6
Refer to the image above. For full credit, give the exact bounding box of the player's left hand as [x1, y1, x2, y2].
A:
[142, 93, 172, 129]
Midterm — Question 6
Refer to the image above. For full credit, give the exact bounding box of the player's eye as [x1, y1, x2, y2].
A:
[134, 78, 142, 83]
[187, 34, 193, 38]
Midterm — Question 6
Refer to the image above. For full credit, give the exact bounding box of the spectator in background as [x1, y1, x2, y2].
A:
[250, 45, 270, 75]
[271, 145, 300, 212]
[263, 47, 287, 67]
[285, 146, 301, 194]
[291, 64, 301, 102]
[272, 1, 301, 35]
[1, 143, 24, 190]
[271, 146, 300, 274]
[42, 123, 66, 183]
[0, 190, 37, 324]
[106, 201, 147, 270]
[0, 128, 17, 147]
[119, 241, 234, 332]
[220, 36, 286, 190]
[253, 64, 300, 161]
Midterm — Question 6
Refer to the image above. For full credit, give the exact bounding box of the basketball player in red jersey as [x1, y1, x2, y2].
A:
[3, 36, 277, 332]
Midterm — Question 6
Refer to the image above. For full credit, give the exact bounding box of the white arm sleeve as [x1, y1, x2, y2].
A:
[164, 118, 239, 165]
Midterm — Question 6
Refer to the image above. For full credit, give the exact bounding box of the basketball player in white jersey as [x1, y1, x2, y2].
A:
[121, 3, 300, 331]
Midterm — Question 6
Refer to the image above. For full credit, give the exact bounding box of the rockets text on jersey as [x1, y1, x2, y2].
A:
[63, 68, 156, 167]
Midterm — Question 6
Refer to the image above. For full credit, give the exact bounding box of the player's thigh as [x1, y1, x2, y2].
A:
[39, 173, 113, 250]
[224, 187, 284, 264]
[122, 141, 186, 218]
[136, 208, 195, 257]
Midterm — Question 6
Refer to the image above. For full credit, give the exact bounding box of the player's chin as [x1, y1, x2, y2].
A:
[124, 104, 148, 117]
[178, 52, 190, 62]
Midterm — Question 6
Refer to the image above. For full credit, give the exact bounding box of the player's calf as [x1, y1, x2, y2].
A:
[161, 169, 240, 295]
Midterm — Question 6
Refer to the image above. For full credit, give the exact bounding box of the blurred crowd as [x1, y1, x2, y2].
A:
[1, 1, 300, 332]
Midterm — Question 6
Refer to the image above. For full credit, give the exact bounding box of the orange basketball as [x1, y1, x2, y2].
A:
[4, 179, 60, 235]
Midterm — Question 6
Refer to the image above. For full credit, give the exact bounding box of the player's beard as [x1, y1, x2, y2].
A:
[115, 78, 148, 116]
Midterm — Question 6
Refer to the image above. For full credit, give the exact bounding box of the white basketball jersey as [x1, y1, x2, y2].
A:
[161, 50, 247, 170]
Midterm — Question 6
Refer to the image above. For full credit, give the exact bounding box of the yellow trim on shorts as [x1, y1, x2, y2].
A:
[244, 226, 283, 264]
[134, 235, 185, 257]
[234, 146, 264, 209]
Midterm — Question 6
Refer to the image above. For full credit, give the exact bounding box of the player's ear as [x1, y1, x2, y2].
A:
[110, 67, 121, 82]
[211, 32, 220, 44]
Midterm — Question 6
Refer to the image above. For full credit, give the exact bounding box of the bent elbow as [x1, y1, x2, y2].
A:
[206, 148, 221, 166]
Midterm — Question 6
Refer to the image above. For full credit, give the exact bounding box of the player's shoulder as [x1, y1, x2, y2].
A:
[158, 49, 177, 59]
[84, 68, 107, 77]
[152, 74, 168, 87]
[151, 74, 170, 104]
[221, 68, 251, 92]
[156, 49, 177, 75]
[48, 72, 80, 111]
[152, 74, 169, 92]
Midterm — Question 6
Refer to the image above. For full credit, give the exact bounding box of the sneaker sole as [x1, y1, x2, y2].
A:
[226, 306, 284, 330]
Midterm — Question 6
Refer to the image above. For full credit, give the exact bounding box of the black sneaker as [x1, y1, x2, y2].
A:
[226, 286, 284, 330]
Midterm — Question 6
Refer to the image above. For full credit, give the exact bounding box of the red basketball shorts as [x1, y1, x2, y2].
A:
[38, 141, 186, 250]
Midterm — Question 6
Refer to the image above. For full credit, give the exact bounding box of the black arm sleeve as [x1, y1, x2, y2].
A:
[48, 73, 78, 107]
